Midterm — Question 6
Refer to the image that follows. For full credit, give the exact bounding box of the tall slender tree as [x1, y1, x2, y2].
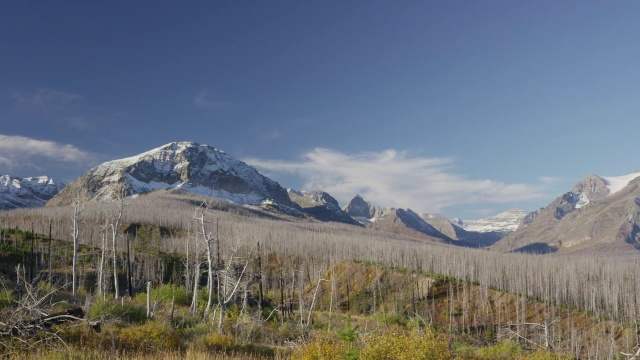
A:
[71, 187, 87, 300]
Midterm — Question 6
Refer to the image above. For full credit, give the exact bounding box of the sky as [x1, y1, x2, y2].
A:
[2, 1, 640, 219]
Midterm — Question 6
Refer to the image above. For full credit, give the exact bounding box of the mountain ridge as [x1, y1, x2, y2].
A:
[493, 171, 640, 255]
[0, 175, 65, 209]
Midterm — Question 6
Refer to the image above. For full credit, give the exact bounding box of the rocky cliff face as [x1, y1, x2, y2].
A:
[287, 189, 361, 225]
[342, 194, 377, 220]
[0, 175, 65, 209]
[46, 142, 298, 208]
[493, 172, 640, 255]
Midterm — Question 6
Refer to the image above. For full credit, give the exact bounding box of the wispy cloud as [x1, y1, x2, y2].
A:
[11, 89, 83, 110]
[246, 148, 551, 214]
[261, 130, 282, 141]
[0, 134, 92, 170]
[194, 90, 227, 108]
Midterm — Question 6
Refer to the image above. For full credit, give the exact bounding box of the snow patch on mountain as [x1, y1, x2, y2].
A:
[601, 172, 640, 195]
[573, 192, 590, 209]
[567, 172, 640, 211]
[455, 209, 528, 233]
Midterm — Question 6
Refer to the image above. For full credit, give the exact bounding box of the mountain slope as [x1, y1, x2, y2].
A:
[287, 189, 361, 225]
[0, 175, 65, 209]
[371, 207, 458, 244]
[493, 172, 640, 255]
[420, 213, 504, 247]
[46, 142, 298, 208]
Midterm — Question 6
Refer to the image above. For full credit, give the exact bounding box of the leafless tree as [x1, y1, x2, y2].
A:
[108, 192, 125, 300]
[70, 187, 87, 300]
[216, 239, 252, 334]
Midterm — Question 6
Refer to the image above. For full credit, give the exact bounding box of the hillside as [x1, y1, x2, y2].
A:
[493, 172, 640, 255]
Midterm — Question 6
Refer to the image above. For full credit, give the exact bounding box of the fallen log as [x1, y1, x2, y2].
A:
[0, 307, 99, 337]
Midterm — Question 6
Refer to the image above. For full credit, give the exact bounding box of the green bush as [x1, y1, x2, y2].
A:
[291, 336, 343, 360]
[474, 340, 523, 359]
[360, 330, 452, 360]
[89, 299, 147, 324]
[116, 321, 182, 351]
[135, 283, 190, 306]
[0, 289, 14, 309]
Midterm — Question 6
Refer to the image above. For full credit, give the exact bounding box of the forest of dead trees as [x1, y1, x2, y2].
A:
[1, 192, 640, 358]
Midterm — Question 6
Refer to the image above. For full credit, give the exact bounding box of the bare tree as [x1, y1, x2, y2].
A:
[108, 192, 125, 300]
[96, 215, 109, 299]
[193, 200, 218, 315]
[70, 187, 87, 300]
[216, 239, 252, 334]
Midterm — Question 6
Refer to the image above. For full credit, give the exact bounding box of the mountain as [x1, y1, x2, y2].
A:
[419, 213, 503, 247]
[0, 175, 65, 210]
[287, 189, 361, 225]
[453, 209, 528, 234]
[46, 142, 299, 209]
[493, 172, 640, 255]
[369, 207, 455, 244]
[342, 194, 377, 223]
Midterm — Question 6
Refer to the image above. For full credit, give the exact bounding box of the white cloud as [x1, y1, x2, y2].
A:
[11, 89, 82, 110]
[538, 176, 563, 184]
[0, 134, 92, 168]
[246, 148, 550, 214]
[194, 90, 227, 108]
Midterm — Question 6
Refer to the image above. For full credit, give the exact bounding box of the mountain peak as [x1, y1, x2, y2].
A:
[46, 141, 296, 208]
[343, 194, 377, 219]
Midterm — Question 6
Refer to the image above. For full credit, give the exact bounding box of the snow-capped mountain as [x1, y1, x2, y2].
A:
[567, 172, 640, 210]
[0, 175, 65, 209]
[46, 142, 298, 208]
[493, 171, 640, 255]
[287, 189, 361, 225]
[453, 209, 528, 233]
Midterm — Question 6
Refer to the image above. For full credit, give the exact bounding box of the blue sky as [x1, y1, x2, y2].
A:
[2, 1, 640, 219]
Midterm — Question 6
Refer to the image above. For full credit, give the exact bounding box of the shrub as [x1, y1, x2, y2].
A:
[360, 330, 452, 360]
[474, 340, 523, 359]
[291, 336, 343, 360]
[136, 283, 189, 307]
[521, 349, 573, 360]
[0, 289, 13, 309]
[116, 321, 182, 351]
[89, 299, 147, 324]
[203, 332, 236, 351]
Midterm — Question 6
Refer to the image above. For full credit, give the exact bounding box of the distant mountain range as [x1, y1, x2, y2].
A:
[0, 175, 65, 210]
[452, 209, 528, 234]
[6, 141, 639, 256]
